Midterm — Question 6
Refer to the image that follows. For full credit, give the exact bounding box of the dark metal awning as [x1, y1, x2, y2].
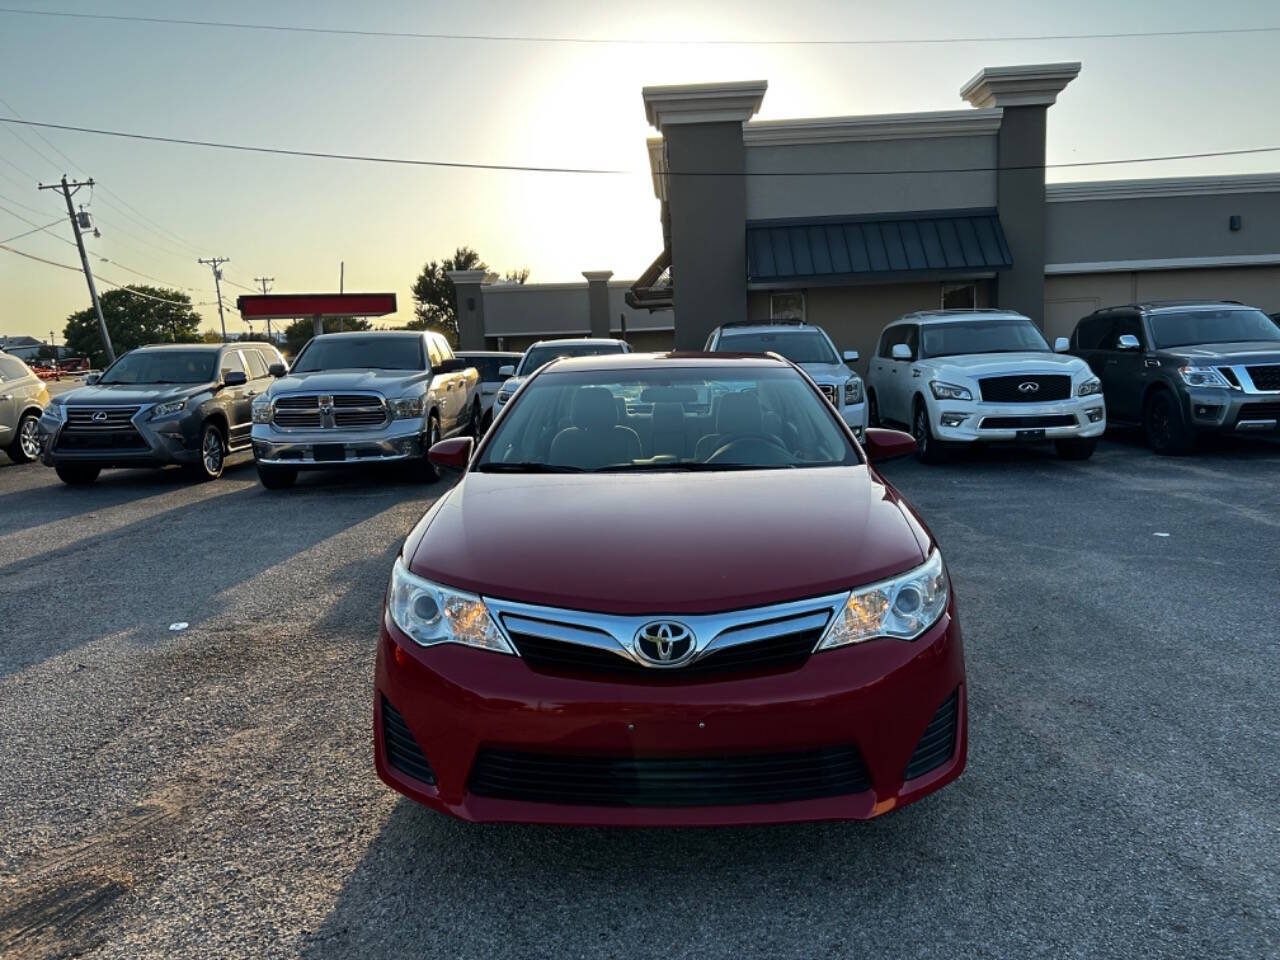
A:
[626, 246, 673, 311]
[747, 210, 1011, 287]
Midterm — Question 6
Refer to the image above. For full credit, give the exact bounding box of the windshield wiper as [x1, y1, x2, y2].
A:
[474, 462, 586, 473]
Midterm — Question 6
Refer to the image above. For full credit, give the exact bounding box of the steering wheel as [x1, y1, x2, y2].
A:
[705, 433, 793, 465]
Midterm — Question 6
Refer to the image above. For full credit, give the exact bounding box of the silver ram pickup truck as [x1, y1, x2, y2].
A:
[250, 330, 480, 488]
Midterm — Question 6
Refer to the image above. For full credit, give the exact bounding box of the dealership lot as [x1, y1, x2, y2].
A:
[0, 438, 1277, 959]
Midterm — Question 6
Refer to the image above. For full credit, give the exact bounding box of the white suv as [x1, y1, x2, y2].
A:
[705, 321, 867, 437]
[866, 310, 1105, 462]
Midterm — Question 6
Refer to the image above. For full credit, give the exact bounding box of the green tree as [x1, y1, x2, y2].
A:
[63, 286, 203, 368]
[408, 247, 488, 344]
[282, 317, 372, 358]
[503, 267, 531, 285]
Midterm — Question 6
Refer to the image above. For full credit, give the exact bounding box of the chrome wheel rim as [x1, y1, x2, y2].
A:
[913, 409, 928, 451]
[19, 418, 40, 459]
[202, 429, 223, 474]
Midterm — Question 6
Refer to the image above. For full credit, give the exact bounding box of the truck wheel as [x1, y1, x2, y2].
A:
[6, 411, 40, 463]
[256, 464, 297, 490]
[468, 399, 482, 437]
[1143, 390, 1194, 455]
[412, 414, 441, 483]
[1055, 437, 1097, 460]
[55, 463, 100, 486]
[184, 422, 226, 481]
[913, 400, 949, 464]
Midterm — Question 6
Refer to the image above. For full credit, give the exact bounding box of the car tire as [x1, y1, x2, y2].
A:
[184, 422, 227, 482]
[867, 390, 881, 428]
[467, 399, 482, 437]
[1055, 437, 1097, 461]
[256, 464, 297, 490]
[412, 414, 441, 483]
[913, 400, 949, 464]
[6, 411, 41, 463]
[55, 463, 100, 486]
[1143, 390, 1195, 456]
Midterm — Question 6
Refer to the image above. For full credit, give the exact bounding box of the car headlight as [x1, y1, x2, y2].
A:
[1179, 365, 1231, 388]
[1077, 377, 1103, 397]
[495, 390, 513, 406]
[843, 377, 864, 405]
[251, 397, 273, 424]
[390, 395, 425, 420]
[386, 557, 515, 654]
[930, 381, 972, 402]
[151, 398, 188, 419]
[817, 550, 948, 649]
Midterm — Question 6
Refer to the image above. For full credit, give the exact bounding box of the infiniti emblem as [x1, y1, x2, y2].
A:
[1017, 381, 1040, 394]
[91, 410, 108, 423]
[634, 620, 696, 666]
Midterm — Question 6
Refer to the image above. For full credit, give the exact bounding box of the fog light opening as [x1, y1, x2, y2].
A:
[940, 413, 967, 428]
[1086, 408, 1104, 423]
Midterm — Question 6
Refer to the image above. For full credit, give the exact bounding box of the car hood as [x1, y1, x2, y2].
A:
[47, 383, 212, 407]
[408, 467, 928, 615]
[267, 369, 430, 395]
[798, 361, 859, 384]
[919, 351, 1087, 376]
[1161, 342, 1280, 364]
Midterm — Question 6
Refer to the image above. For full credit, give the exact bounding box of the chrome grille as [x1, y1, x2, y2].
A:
[1246, 364, 1280, 392]
[64, 406, 141, 430]
[270, 392, 388, 430]
[59, 406, 146, 450]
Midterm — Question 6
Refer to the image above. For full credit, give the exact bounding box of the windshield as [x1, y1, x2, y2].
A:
[475, 366, 860, 473]
[291, 335, 424, 373]
[517, 342, 625, 376]
[1148, 309, 1280, 349]
[718, 330, 839, 365]
[920, 318, 1049, 358]
[99, 350, 217, 385]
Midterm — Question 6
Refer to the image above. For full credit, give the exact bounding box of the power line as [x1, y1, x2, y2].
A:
[0, 115, 1277, 176]
[0, 6, 1276, 46]
[0, 241, 215, 305]
[0, 217, 61, 244]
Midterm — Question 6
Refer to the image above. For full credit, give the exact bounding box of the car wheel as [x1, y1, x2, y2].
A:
[1055, 437, 1097, 460]
[256, 463, 297, 490]
[55, 463, 100, 486]
[7, 411, 41, 463]
[412, 414, 441, 482]
[185, 422, 226, 481]
[913, 400, 948, 464]
[1143, 390, 1194, 455]
[468, 400, 482, 437]
[867, 390, 881, 428]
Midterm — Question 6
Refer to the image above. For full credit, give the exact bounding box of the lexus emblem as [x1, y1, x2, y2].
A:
[91, 410, 108, 423]
[1017, 381, 1040, 394]
[634, 620, 696, 666]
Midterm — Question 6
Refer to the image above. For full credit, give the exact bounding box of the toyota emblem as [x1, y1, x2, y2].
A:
[634, 620, 696, 666]
[1017, 381, 1040, 394]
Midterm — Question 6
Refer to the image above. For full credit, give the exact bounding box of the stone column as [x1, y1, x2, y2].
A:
[643, 81, 766, 350]
[961, 63, 1080, 327]
[447, 269, 489, 350]
[582, 271, 613, 338]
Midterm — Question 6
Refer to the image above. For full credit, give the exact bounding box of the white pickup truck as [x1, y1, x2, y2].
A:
[250, 330, 479, 488]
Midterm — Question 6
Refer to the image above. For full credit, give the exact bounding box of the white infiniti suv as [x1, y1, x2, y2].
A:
[866, 310, 1105, 462]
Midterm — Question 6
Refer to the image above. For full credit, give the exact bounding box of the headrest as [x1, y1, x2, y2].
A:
[651, 401, 685, 431]
[717, 392, 763, 435]
[641, 386, 698, 404]
[571, 386, 619, 430]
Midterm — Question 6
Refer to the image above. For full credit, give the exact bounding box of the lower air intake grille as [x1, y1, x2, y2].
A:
[979, 414, 1076, 429]
[903, 689, 959, 781]
[381, 696, 435, 785]
[469, 744, 870, 807]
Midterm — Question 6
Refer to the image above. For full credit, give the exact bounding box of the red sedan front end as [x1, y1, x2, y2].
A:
[374, 353, 967, 826]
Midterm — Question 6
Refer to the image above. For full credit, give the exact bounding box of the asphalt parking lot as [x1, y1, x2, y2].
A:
[1, 435, 1277, 959]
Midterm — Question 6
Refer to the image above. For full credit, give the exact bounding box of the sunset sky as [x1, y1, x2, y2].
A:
[1, 0, 1278, 339]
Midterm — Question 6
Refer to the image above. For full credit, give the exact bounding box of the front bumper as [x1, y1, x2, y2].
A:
[251, 420, 425, 468]
[37, 412, 203, 469]
[374, 602, 966, 826]
[839, 400, 868, 439]
[1183, 388, 1280, 434]
[930, 395, 1106, 443]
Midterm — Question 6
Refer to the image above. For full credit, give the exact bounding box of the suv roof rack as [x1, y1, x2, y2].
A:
[718, 318, 807, 329]
[1133, 299, 1244, 309]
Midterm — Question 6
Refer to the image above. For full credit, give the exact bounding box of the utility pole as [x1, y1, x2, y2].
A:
[198, 257, 230, 342]
[255, 276, 275, 341]
[39, 175, 114, 363]
[338, 261, 344, 333]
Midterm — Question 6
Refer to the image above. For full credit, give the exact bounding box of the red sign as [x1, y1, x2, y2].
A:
[236, 293, 397, 320]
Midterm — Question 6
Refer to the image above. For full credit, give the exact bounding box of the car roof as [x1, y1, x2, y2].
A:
[897, 309, 1030, 326]
[527, 338, 627, 348]
[131, 343, 224, 352]
[310, 330, 422, 340]
[1137, 300, 1246, 313]
[456, 350, 521, 357]
[715, 323, 825, 336]
[538, 351, 789, 373]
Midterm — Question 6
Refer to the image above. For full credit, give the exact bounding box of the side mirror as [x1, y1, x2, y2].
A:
[891, 344, 913, 361]
[863, 427, 917, 463]
[268, 362, 287, 378]
[843, 350, 859, 364]
[435, 357, 465, 374]
[1117, 334, 1141, 351]
[428, 436, 474, 472]
[83, 372, 101, 385]
[222, 370, 248, 387]
[498, 365, 515, 378]
[1054, 337, 1070, 353]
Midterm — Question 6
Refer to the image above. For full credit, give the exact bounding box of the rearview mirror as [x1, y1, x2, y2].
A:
[1117, 334, 1140, 351]
[498, 364, 515, 378]
[428, 436, 474, 472]
[843, 350, 859, 364]
[1054, 337, 1070, 353]
[222, 370, 248, 387]
[83, 372, 101, 385]
[268, 362, 287, 377]
[891, 344, 912, 361]
[863, 428, 917, 463]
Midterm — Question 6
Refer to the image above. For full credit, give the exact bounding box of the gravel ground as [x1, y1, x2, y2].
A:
[0, 435, 1277, 959]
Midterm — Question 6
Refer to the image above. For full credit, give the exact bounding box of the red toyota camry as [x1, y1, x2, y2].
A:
[374, 352, 966, 826]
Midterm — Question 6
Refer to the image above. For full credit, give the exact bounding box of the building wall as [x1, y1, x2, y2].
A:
[488, 327, 675, 354]
[743, 135, 997, 221]
[482, 282, 673, 338]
